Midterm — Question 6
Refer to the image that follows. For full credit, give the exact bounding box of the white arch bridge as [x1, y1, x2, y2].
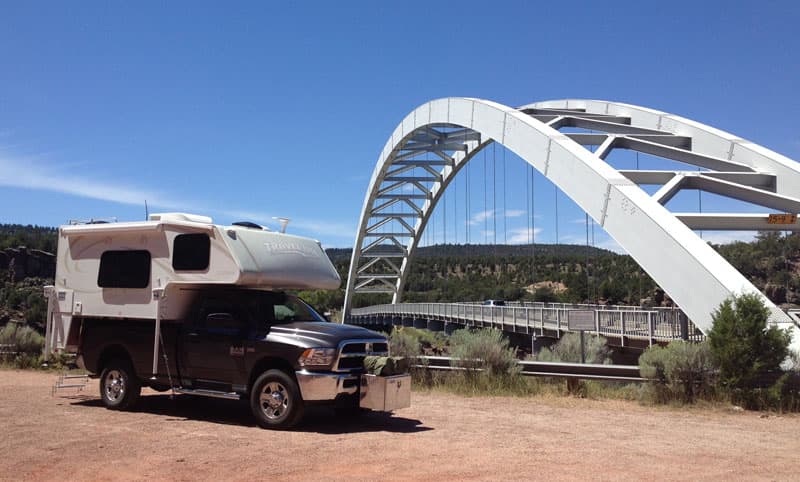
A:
[342, 98, 800, 349]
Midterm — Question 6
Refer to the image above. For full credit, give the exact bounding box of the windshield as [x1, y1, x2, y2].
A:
[246, 291, 325, 325]
[271, 294, 324, 323]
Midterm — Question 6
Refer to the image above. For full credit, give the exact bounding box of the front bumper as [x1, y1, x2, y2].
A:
[295, 370, 359, 401]
[295, 370, 411, 411]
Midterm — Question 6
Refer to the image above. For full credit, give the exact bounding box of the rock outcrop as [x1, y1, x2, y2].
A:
[0, 247, 56, 282]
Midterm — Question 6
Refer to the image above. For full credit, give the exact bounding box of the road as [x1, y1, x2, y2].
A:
[2, 369, 799, 481]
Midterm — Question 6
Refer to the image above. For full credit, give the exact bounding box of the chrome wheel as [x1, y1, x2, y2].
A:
[259, 381, 290, 420]
[103, 369, 126, 403]
[250, 370, 304, 429]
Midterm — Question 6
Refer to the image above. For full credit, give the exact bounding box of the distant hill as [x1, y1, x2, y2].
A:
[0, 223, 797, 326]
[325, 243, 615, 262]
[0, 224, 58, 253]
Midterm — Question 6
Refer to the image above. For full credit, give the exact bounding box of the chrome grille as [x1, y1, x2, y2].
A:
[333, 339, 389, 372]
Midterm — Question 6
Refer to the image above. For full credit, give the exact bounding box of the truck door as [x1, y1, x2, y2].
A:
[182, 298, 250, 389]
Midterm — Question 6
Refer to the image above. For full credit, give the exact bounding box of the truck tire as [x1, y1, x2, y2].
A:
[99, 359, 141, 411]
[250, 369, 304, 429]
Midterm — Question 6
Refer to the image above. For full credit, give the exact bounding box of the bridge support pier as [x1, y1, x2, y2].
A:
[444, 322, 459, 336]
[428, 320, 444, 332]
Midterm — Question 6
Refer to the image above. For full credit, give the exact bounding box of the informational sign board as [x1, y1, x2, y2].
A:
[568, 310, 595, 331]
[767, 213, 797, 225]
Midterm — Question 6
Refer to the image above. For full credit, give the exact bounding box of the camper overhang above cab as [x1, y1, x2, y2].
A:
[57, 212, 340, 294]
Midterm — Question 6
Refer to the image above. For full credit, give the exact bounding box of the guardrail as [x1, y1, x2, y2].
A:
[416, 356, 648, 382]
[350, 302, 703, 343]
[0, 344, 18, 356]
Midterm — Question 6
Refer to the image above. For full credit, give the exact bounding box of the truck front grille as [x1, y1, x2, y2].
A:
[333, 339, 389, 372]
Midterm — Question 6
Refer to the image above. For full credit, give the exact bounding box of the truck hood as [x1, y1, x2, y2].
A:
[266, 322, 385, 348]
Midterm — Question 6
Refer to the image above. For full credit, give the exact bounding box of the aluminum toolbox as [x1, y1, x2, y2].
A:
[359, 374, 411, 411]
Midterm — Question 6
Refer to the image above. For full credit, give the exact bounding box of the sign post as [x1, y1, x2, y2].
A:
[568, 310, 595, 364]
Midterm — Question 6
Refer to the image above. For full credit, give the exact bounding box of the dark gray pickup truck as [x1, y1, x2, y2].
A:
[77, 288, 394, 429]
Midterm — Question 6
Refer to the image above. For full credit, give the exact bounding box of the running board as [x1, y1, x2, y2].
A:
[173, 388, 241, 400]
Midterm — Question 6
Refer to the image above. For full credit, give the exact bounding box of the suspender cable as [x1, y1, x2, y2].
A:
[466, 153, 470, 245]
[526, 163, 531, 244]
[493, 142, 497, 247]
[503, 145, 507, 244]
[586, 212, 590, 303]
[590, 219, 597, 304]
[526, 163, 533, 286]
[636, 152, 643, 306]
[484, 146, 488, 244]
[531, 164, 536, 284]
[439, 176, 447, 244]
[454, 162, 458, 244]
[698, 185, 703, 240]
[697, 156, 703, 240]
[554, 184, 560, 276]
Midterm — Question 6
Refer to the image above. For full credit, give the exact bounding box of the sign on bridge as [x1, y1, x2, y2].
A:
[567, 310, 596, 331]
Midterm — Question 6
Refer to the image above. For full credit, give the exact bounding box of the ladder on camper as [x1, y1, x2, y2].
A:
[51, 372, 90, 396]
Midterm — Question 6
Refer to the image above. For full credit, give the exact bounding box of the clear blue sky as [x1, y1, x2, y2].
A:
[1, 1, 799, 251]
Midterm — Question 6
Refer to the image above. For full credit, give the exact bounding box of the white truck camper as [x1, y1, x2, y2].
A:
[44, 212, 408, 429]
[44, 213, 341, 373]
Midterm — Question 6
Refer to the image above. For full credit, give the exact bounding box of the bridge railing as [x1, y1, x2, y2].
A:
[349, 302, 702, 343]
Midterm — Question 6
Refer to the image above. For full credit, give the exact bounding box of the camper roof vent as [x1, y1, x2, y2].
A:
[68, 217, 118, 225]
[231, 221, 267, 230]
[149, 213, 213, 224]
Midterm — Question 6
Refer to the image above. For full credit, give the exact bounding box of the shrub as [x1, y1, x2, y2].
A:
[388, 327, 423, 359]
[707, 293, 790, 396]
[0, 323, 44, 368]
[0, 323, 44, 354]
[638, 341, 716, 403]
[449, 328, 519, 376]
[536, 332, 611, 364]
[388, 327, 447, 359]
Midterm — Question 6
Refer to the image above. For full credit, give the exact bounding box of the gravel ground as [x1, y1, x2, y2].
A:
[2, 369, 799, 481]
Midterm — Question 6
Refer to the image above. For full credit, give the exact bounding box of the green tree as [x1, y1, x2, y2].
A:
[707, 293, 790, 392]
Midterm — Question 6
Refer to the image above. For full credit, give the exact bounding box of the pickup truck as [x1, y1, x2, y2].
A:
[77, 288, 391, 429]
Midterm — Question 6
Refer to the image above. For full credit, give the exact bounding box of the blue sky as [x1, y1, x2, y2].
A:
[1, 1, 799, 251]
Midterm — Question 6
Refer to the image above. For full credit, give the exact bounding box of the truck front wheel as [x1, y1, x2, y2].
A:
[99, 359, 141, 410]
[250, 370, 304, 429]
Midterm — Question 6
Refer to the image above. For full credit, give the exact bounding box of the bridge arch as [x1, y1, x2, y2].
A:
[344, 97, 800, 344]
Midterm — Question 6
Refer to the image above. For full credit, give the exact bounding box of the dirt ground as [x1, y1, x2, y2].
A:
[2, 369, 799, 481]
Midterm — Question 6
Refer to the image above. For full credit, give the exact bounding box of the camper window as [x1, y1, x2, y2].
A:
[172, 233, 210, 271]
[97, 250, 151, 288]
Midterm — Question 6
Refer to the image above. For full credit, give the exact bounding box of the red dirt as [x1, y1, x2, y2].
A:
[2, 369, 799, 481]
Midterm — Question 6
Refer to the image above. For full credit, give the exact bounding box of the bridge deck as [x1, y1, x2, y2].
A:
[348, 302, 702, 347]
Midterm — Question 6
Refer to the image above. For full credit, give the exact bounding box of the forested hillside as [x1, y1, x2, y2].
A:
[1, 224, 798, 330]
[310, 233, 800, 316]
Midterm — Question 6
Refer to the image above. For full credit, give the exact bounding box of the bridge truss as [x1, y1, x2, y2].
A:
[343, 98, 800, 347]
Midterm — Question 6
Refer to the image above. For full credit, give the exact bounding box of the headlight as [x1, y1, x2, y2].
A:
[298, 347, 336, 368]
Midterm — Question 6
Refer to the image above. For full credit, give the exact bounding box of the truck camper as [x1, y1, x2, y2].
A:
[44, 213, 409, 429]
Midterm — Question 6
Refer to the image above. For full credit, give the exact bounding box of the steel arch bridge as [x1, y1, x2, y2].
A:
[343, 98, 800, 347]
